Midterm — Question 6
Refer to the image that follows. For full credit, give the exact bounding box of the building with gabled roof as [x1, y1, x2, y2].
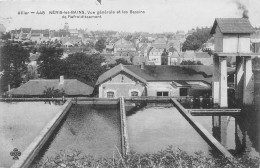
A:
[11, 76, 94, 97]
[96, 64, 213, 98]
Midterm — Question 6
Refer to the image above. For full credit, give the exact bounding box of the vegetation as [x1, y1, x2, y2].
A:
[108, 58, 132, 69]
[252, 57, 260, 70]
[161, 49, 169, 65]
[94, 38, 106, 53]
[63, 52, 106, 86]
[32, 147, 260, 168]
[182, 27, 212, 51]
[37, 46, 64, 79]
[0, 41, 30, 92]
[43, 87, 65, 98]
[180, 60, 203, 65]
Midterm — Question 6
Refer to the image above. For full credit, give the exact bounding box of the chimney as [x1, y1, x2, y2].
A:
[59, 75, 64, 85]
[141, 62, 145, 69]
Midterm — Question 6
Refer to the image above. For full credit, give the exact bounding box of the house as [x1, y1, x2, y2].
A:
[69, 29, 79, 37]
[10, 29, 21, 39]
[19, 28, 32, 40]
[96, 64, 213, 98]
[30, 30, 42, 43]
[251, 30, 260, 53]
[114, 38, 136, 53]
[202, 37, 214, 52]
[181, 50, 196, 62]
[195, 52, 213, 65]
[41, 29, 50, 42]
[11, 76, 94, 97]
[168, 51, 181, 65]
[0, 24, 6, 34]
[147, 47, 164, 65]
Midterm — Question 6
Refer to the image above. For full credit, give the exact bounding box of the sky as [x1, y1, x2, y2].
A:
[0, 0, 260, 33]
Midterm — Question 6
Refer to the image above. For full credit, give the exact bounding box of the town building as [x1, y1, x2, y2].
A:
[96, 64, 213, 98]
[11, 76, 94, 97]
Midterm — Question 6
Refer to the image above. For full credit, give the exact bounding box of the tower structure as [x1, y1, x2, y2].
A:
[210, 18, 259, 107]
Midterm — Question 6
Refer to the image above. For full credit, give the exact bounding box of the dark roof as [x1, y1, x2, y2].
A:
[21, 28, 32, 33]
[125, 65, 213, 83]
[11, 79, 94, 96]
[96, 64, 214, 85]
[211, 18, 255, 34]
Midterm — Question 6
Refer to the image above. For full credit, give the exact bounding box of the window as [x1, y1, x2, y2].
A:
[131, 91, 139, 97]
[180, 88, 188, 96]
[107, 91, 115, 98]
[157, 91, 169, 97]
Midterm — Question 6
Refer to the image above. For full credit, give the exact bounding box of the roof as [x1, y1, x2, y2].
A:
[0, 24, 6, 33]
[96, 64, 147, 85]
[195, 52, 211, 58]
[125, 65, 213, 83]
[11, 79, 94, 96]
[210, 18, 255, 34]
[182, 50, 195, 58]
[20, 28, 32, 33]
[31, 30, 42, 34]
[96, 64, 214, 85]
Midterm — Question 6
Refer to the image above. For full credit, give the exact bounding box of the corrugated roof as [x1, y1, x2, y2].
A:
[211, 18, 255, 34]
[11, 79, 94, 96]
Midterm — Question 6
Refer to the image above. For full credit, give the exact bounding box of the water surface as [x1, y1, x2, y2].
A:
[126, 103, 211, 155]
[33, 104, 122, 163]
[0, 101, 63, 167]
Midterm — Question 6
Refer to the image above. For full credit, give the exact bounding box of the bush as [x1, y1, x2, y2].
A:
[32, 147, 260, 168]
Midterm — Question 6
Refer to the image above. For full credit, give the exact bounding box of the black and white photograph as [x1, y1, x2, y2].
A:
[0, 0, 260, 167]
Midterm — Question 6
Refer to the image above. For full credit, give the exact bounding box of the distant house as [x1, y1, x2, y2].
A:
[30, 30, 42, 43]
[114, 38, 136, 53]
[251, 30, 260, 53]
[168, 51, 181, 65]
[148, 47, 164, 65]
[0, 24, 6, 34]
[195, 52, 213, 65]
[69, 29, 79, 37]
[181, 50, 196, 62]
[96, 64, 213, 98]
[41, 29, 50, 42]
[11, 76, 94, 97]
[10, 29, 21, 39]
[19, 28, 32, 40]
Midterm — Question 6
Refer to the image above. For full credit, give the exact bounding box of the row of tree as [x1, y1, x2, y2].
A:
[182, 27, 212, 51]
[0, 41, 130, 94]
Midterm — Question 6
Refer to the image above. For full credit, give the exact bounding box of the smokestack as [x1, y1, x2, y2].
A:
[236, 1, 249, 19]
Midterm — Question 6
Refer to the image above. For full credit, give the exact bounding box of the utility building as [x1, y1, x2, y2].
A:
[211, 18, 258, 107]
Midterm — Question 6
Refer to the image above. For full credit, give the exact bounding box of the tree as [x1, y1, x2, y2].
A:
[0, 41, 30, 92]
[94, 38, 106, 53]
[63, 52, 106, 86]
[182, 27, 212, 51]
[1, 32, 11, 40]
[161, 49, 169, 65]
[43, 87, 64, 98]
[108, 58, 132, 69]
[180, 60, 203, 65]
[37, 46, 64, 79]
